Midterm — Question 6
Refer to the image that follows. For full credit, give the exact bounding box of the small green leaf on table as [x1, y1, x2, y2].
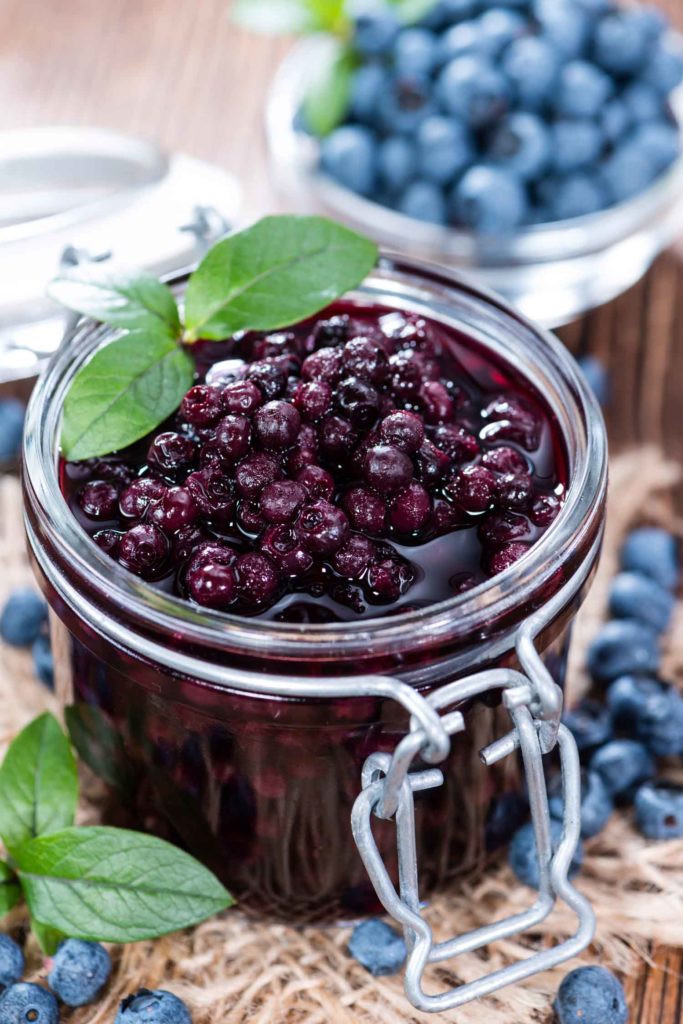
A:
[17, 827, 233, 943]
[0, 713, 78, 858]
[61, 326, 195, 461]
[0, 861, 20, 918]
[183, 215, 378, 341]
[48, 265, 180, 335]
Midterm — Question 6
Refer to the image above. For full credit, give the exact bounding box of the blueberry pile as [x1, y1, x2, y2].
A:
[0, 934, 191, 1022]
[0, 588, 53, 689]
[318, 0, 683, 230]
[62, 305, 565, 622]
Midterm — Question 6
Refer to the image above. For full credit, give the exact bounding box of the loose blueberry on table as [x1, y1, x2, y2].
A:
[313, 0, 683, 228]
[62, 304, 566, 620]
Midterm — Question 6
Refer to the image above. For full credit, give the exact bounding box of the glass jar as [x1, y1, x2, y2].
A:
[22, 256, 607, 926]
[267, 37, 683, 328]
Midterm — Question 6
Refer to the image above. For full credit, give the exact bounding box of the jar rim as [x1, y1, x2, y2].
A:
[23, 253, 607, 662]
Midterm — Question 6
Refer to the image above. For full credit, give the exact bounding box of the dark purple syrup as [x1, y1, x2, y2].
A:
[60, 302, 567, 623]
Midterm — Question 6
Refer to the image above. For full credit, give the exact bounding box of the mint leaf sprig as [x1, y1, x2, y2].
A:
[0, 713, 232, 954]
[48, 215, 378, 462]
[232, 0, 437, 135]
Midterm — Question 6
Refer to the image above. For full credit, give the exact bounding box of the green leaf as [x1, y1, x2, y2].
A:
[0, 714, 78, 858]
[61, 327, 195, 461]
[32, 919, 65, 956]
[0, 861, 21, 918]
[17, 827, 233, 943]
[48, 265, 180, 335]
[302, 41, 354, 136]
[184, 215, 378, 341]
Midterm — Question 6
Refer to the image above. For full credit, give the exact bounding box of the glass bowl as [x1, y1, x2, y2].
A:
[267, 36, 683, 328]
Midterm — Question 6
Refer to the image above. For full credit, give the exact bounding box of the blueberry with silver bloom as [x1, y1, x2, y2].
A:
[631, 122, 680, 176]
[593, 11, 653, 75]
[437, 55, 510, 127]
[551, 121, 603, 174]
[0, 935, 24, 990]
[320, 126, 377, 196]
[509, 818, 583, 890]
[0, 399, 25, 462]
[353, 11, 399, 56]
[555, 61, 613, 119]
[601, 100, 631, 144]
[501, 36, 560, 110]
[608, 571, 675, 633]
[548, 173, 608, 220]
[548, 769, 613, 839]
[416, 115, 472, 184]
[606, 674, 663, 733]
[587, 619, 660, 683]
[476, 8, 526, 56]
[397, 181, 447, 225]
[488, 112, 550, 181]
[622, 81, 665, 123]
[452, 165, 527, 232]
[643, 36, 683, 94]
[635, 685, 683, 756]
[534, 1, 590, 59]
[589, 739, 655, 802]
[348, 919, 406, 976]
[554, 967, 628, 1024]
[0, 589, 48, 647]
[375, 73, 434, 134]
[348, 63, 385, 124]
[393, 28, 437, 77]
[562, 698, 613, 758]
[635, 781, 683, 839]
[116, 988, 191, 1023]
[435, 21, 481, 65]
[0, 983, 59, 1024]
[621, 526, 679, 590]
[48, 939, 112, 1008]
[377, 135, 416, 194]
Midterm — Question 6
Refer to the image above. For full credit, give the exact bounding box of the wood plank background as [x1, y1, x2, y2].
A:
[0, 0, 680, 1018]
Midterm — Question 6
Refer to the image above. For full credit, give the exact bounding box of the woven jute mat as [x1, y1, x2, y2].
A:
[1, 446, 682, 1024]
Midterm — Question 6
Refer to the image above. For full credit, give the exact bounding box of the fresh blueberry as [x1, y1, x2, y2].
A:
[601, 99, 631, 144]
[593, 11, 652, 75]
[397, 181, 447, 224]
[452, 165, 527, 232]
[348, 919, 406, 976]
[436, 21, 481, 65]
[0, 399, 25, 462]
[606, 674, 663, 733]
[476, 8, 526, 56]
[416, 115, 473, 184]
[353, 11, 399, 56]
[393, 28, 437, 77]
[488, 112, 550, 181]
[32, 634, 54, 690]
[562, 698, 613, 758]
[485, 791, 529, 851]
[643, 37, 683, 94]
[589, 739, 655, 802]
[424, 0, 481, 28]
[634, 782, 683, 839]
[551, 174, 607, 221]
[548, 769, 613, 839]
[622, 81, 665, 123]
[437, 55, 510, 127]
[349, 63, 386, 124]
[0, 589, 47, 647]
[377, 135, 416, 194]
[621, 526, 679, 590]
[555, 61, 613, 119]
[608, 571, 675, 633]
[320, 126, 377, 196]
[554, 966, 628, 1024]
[578, 355, 609, 405]
[534, 2, 590, 59]
[631, 122, 680, 176]
[116, 988, 191, 1023]
[586, 620, 660, 684]
[0, 935, 24, 990]
[634, 685, 683, 757]
[375, 73, 434, 134]
[509, 818, 583, 889]
[0, 983, 59, 1024]
[502, 36, 560, 110]
[48, 939, 111, 1007]
[551, 121, 603, 173]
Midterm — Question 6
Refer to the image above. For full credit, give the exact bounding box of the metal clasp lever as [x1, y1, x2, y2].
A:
[351, 673, 595, 1013]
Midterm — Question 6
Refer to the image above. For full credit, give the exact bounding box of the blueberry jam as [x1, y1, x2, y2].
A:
[61, 302, 566, 623]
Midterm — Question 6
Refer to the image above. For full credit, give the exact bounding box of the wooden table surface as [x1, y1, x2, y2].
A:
[0, 0, 681, 1019]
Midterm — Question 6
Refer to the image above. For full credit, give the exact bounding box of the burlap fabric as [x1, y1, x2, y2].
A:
[1, 446, 681, 1023]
